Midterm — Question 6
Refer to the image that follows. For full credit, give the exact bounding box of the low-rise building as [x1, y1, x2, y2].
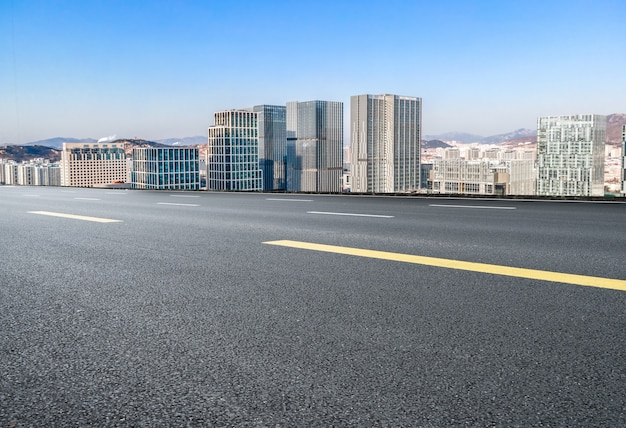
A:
[131, 147, 200, 190]
[0, 159, 60, 186]
[429, 148, 535, 196]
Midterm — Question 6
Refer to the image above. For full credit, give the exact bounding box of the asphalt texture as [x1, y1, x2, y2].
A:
[1, 186, 625, 427]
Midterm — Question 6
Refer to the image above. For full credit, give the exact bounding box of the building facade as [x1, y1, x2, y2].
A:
[207, 110, 262, 191]
[0, 159, 62, 186]
[286, 100, 343, 192]
[429, 158, 535, 196]
[536, 114, 606, 197]
[60, 142, 127, 187]
[350, 94, 422, 193]
[253, 105, 287, 191]
[131, 147, 200, 190]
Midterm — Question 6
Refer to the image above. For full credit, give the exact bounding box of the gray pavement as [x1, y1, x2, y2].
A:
[1, 186, 625, 427]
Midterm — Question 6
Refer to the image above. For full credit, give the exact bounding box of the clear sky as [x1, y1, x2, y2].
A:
[1, 0, 624, 144]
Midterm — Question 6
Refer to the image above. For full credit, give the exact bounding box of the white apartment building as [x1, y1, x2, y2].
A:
[60, 142, 127, 187]
[1, 160, 60, 186]
[1, 161, 19, 185]
[536, 114, 606, 197]
[429, 148, 535, 196]
[350, 94, 421, 193]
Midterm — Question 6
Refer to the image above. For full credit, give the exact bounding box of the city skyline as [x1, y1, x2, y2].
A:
[1, 0, 624, 144]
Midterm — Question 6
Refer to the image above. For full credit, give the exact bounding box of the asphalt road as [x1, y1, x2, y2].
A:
[1, 186, 625, 427]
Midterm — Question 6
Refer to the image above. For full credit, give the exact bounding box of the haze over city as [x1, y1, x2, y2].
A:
[1, 0, 624, 144]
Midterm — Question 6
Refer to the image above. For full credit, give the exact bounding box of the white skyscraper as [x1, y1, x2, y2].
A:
[350, 94, 422, 193]
[536, 114, 606, 197]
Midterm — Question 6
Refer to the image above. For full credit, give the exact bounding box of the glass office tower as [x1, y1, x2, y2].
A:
[536, 114, 606, 197]
[253, 105, 287, 191]
[131, 147, 200, 190]
[207, 110, 262, 191]
[350, 94, 422, 193]
[286, 100, 343, 192]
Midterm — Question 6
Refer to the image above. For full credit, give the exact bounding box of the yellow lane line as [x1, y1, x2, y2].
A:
[263, 240, 626, 292]
[28, 211, 123, 223]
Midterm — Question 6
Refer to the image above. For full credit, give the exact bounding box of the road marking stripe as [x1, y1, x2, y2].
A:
[267, 198, 313, 202]
[307, 211, 394, 218]
[75, 197, 100, 201]
[23, 194, 40, 197]
[157, 202, 200, 207]
[169, 195, 200, 198]
[263, 240, 626, 292]
[429, 204, 516, 210]
[28, 211, 122, 223]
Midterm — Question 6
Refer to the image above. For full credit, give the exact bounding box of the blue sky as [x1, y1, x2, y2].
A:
[1, 0, 624, 144]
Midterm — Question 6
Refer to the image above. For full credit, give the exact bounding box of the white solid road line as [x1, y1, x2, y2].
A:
[307, 211, 394, 218]
[157, 202, 200, 207]
[169, 194, 201, 198]
[429, 204, 516, 210]
[75, 197, 101, 201]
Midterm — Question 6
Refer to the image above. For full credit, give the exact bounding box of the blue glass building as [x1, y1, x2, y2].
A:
[131, 147, 200, 190]
[253, 105, 287, 191]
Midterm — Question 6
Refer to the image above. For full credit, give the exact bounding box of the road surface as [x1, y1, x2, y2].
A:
[1, 186, 625, 426]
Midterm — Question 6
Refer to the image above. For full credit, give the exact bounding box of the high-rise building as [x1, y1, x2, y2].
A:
[60, 142, 127, 187]
[131, 147, 200, 190]
[536, 114, 606, 197]
[350, 94, 422, 193]
[207, 110, 262, 191]
[253, 105, 287, 191]
[286, 100, 343, 192]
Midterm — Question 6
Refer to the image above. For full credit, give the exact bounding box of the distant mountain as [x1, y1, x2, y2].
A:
[497, 135, 537, 148]
[0, 145, 61, 162]
[22, 137, 98, 150]
[480, 128, 536, 145]
[423, 132, 483, 144]
[156, 136, 206, 146]
[422, 139, 451, 149]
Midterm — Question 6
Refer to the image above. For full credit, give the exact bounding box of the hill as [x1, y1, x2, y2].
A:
[607, 113, 626, 144]
[109, 139, 170, 156]
[0, 145, 61, 162]
[422, 140, 451, 149]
